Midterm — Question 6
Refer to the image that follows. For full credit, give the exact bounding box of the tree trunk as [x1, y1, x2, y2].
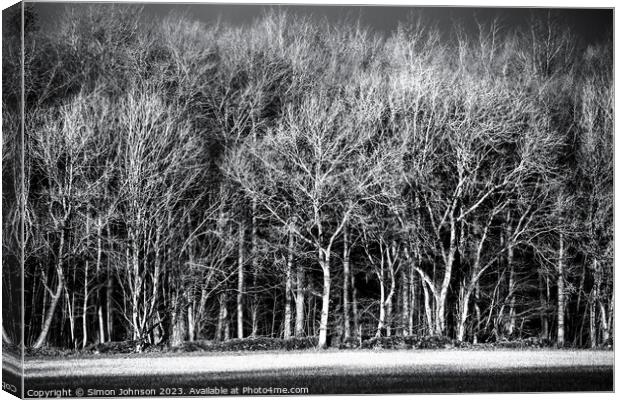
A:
[171, 295, 187, 347]
[67, 287, 76, 348]
[187, 301, 195, 342]
[216, 292, 228, 342]
[82, 217, 90, 349]
[422, 281, 434, 336]
[589, 290, 597, 348]
[196, 287, 209, 340]
[376, 268, 386, 338]
[385, 245, 396, 337]
[153, 311, 164, 345]
[106, 225, 113, 342]
[224, 319, 230, 341]
[507, 241, 516, 336]
[409, 264, 416, 336]
[96, 218, 105, 343]
[237, 223, 245, 339]
[437, 215, 457, 336]
[599, 301, 609, 343]
[271, 289, 277, 337]
[283, 230, 293, 339]
[401, 268, 409, 336]
[456, 228, 487, 343]
[250, 199, 259, 337]
[295, 263, 305, 337]
[41, 273, 48, 335]
[539, 272, 549, 340]
[608, 291, 614, 344]
[129, 233, 142, 341]
[375, 242, 396, 338]
[318, 249, 331, 349]
[2, 326, 12, 345]
[593, 259, 609, 343]
[342, 226, 351, 339]
[82, 259, 89, 349]
[557, 232, 565, 347]
[386, 296, 394, 337]
[33, 229, 66, 349]
[456, 285, 470, 342]
[250, 129, 259, 338]
[250, 305, 258, 337]
[473, 283, 481, 344]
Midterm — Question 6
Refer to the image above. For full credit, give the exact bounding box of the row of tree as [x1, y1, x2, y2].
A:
[2, 5, 613, 350]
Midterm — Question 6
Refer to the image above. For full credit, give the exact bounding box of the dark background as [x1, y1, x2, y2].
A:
[32, 2, 613, 45]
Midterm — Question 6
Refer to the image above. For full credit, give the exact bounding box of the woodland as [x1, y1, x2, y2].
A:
[2, 5, 613, 352]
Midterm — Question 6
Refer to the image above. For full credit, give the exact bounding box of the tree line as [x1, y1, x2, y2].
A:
[2, 5, 613, 350]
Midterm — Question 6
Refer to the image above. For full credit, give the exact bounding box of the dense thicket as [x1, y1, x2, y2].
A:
[3, 5, 613, 350]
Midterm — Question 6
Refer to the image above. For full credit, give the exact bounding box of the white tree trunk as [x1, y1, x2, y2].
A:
[82, 216, 90, 349]
[385, 246, 396, 337]
[237, 223, 245, 339]
[318, 249, 331, 348]
[599, 301, 609, 343]
[342, 226, 351, 339]
[457, 288, 469, 342]
[96, 218, 105, 343]
[33, 229, 66, 349]
[2, 326, 12, 345]
[593, 259, 609, 343]
[507, 247, 516, 336]
[283, 231, 293, 339]
[589, 291, 597, 348]
[251, 198, 259, 337]
[129, 233, 142, 341]
[437, 216, 457, 336]
[376, 270, 386, 338]
[82, 259, 89, 348]
[557, 232, 565, 347]
[409, 264, 416, 336]
[106, 225, 113, 342]
[188, 301, 195, 342]
[422, 281, 434, 336]
[216, 292, 228, 342]
[196, 287, 209, 340]
[295, 263, 305, 337]
[401, 268, 410, 336]
[171, 295, 186, 347]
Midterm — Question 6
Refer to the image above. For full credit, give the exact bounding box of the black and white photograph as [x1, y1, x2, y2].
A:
[1, 0, 615, 397]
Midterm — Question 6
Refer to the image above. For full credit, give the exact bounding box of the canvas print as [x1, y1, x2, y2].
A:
[2, 1, 614, 397]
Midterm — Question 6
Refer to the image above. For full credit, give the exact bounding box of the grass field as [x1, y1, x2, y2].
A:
[22, 349, 613, 395]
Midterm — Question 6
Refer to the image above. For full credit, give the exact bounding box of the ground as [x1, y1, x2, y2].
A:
[16, 349, 614, 396]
